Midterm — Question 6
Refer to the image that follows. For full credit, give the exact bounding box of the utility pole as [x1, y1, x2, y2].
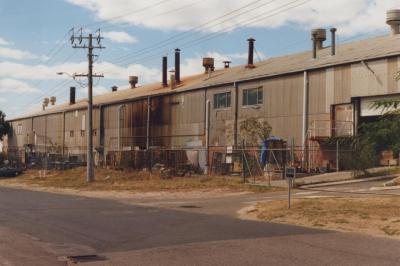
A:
[70, 28, 105, 182]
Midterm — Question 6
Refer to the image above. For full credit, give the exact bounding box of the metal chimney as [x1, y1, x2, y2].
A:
[312, 32, 317, 59]
[387, 9, 400, 35]
[311, 28, 326, 50]
[247, 38, 255, 67]
[223, 61, 231, 69]
[129, 76, 138, 89]
[50, 96, 56, 106]
[202, 57, 215, 73]
[175, 49, 181, 84]
[330, 28, 337, 56]
[162, 56, 168, 87]
[111, 86, 118, 92]
[70, 87, 76, 105]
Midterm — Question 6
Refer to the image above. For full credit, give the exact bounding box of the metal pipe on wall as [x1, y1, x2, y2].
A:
[302, 71, 309, 170]
[204, 99, 210, 175]
[146, 96, 151, 150]
[117, 104, 125, 151]
[233, 82, 239, 147]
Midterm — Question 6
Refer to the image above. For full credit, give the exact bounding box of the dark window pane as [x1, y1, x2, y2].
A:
[243, 90, 248, 105]
[247, 89, 258, 105]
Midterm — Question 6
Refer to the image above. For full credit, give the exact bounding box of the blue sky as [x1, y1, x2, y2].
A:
[0, 0, 398, 118]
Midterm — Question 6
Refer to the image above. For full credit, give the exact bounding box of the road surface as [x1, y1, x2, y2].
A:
[0, 181, 399, 265]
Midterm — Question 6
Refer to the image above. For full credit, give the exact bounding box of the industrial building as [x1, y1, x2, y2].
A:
[4, 10, 400, 173]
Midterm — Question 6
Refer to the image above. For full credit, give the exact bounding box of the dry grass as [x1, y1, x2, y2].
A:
[6, 167, 277, 193]
[250, 197, 400, 239]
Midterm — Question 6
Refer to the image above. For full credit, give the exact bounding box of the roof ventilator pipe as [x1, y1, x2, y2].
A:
[223, 61, 231, 69]
[162, 56, 168, 87]
[246, 38, 255, 68]
[70, 87, 76, 105]
[203, 57, 215, 74]
[175, 49, 181, 84]
[50, 96, 56, 106]
[387, 9, 400, 35]
[330, 28, 337, 56]
[111, 86, 118, 92]
[129, 76, 138, 89]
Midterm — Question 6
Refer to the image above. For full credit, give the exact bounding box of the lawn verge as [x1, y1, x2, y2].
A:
[241, 197, 400, 239]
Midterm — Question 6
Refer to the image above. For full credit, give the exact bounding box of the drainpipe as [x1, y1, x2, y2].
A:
[233, 81, 239, 147]
[302, 71, 309, 170]
[146, 96, 151, 150]
[117, 104, 125, 151]
[205, 99, 210, 175]
[62, 111, 65, 157]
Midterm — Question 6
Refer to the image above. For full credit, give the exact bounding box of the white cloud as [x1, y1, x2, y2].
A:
[0, 37, 11, 46]
[103, 31, 137, 44]
[65, 0, 400, 36]
[0, 61, 161, 84]
[0, 79, 39, 93]
[0, 46, 39, 60]
[0, 97, 6, 102]
[78, 85, 109, 96]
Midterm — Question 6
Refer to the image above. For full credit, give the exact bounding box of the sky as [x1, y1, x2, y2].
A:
[0, 0, 399, 118]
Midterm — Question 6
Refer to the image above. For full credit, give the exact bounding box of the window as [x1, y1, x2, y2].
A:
[80, 130, 85, 137]
[69, 130, 74, 137]
[213, 92, 231, 109]
[243, 87, 263, 106]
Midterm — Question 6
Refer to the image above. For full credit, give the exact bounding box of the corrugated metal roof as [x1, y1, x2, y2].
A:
[10, 34, 400, 121]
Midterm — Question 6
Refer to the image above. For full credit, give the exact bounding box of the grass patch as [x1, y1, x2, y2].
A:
[6, 167, 280, 193]
[252, 197, 400, 239]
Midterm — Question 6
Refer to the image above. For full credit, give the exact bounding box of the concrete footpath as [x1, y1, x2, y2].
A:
[269, 167, 398, 188]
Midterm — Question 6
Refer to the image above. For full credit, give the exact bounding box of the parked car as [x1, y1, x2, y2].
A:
[0, 167, 24, 177]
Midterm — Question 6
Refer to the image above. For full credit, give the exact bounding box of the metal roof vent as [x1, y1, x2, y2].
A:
[203, 57, 215, 73]
[129, 76, 138, 89]
[387, 9, 400, 35]
[112, 86, 118, 92]
[42, 98, 49, 110]
[50, 96, 56, 106]
[311, 28, 326, 50]
[223, 61, 231, 69]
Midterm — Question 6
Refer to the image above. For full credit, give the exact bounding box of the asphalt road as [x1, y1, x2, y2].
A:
[0, 185, 399, 265]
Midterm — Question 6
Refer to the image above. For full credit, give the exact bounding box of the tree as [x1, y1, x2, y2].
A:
[0, 110, 10, 141]
[239, 117, 272, 146]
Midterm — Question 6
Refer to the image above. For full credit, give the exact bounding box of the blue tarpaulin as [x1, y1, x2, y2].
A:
[260, 136, 282, 167]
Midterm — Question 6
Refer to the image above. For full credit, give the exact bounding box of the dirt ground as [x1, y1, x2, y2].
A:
[241, 197, 400, 239]
[0, 167, 278, 195]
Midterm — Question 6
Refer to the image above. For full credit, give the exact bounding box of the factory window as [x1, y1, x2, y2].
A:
[69, 130, 74, 137]
[243, 87, 263, 106]
[213, 92, 231, 109]
[80, 130, 85, 137]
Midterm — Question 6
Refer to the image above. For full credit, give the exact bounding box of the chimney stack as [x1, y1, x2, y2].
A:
[223, 61, 231, 69]
[111, 86, 118, 92]
[387, 9, 400, 35]
[202, 57, 215, 73]
[70, 86, 76, 105]
[129, 76, 138, 89]
[330, 28, 337, 56]
[175, 49, 181, 84]
[247, 38, 255, 67]
[162, 56, 168, 87]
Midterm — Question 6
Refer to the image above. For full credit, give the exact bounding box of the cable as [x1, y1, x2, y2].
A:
[107, 0, 272, 64]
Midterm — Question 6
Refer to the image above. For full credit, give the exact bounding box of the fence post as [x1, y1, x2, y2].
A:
[241, 139, 246, 183]
[336, 140, 339, 172]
